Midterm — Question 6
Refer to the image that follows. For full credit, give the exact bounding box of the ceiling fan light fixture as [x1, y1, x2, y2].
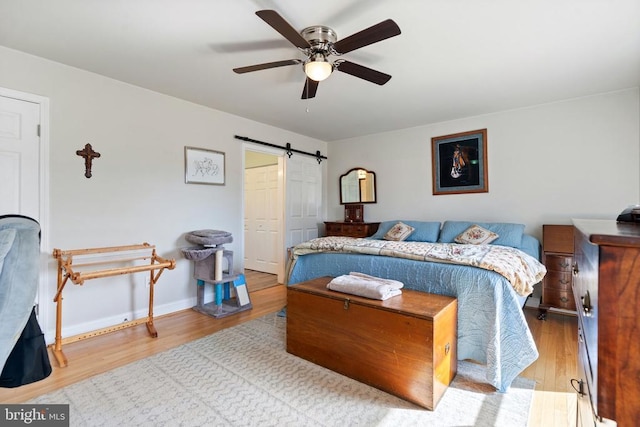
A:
[304, 54, 332, 82]
[237, 12, 401, 99]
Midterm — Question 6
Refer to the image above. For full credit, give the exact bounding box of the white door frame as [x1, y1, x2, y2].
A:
[242, 143, 286, 283]
[0, 86, 51, 331]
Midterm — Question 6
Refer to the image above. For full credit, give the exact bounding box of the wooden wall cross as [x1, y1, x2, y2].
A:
[76, 143, 101, 178]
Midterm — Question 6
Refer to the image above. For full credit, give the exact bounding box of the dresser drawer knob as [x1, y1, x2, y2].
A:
[344, 299, 350, 310]
[559, 261, 570, 268]
[559, 279, 569, 285]
[560, 296, 568, 303]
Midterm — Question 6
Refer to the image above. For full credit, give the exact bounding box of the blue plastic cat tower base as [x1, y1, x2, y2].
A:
[182, 230, 252, 319]
[193, 274, 252, 318]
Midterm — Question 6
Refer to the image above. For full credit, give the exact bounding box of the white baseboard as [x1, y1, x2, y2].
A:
[43, 297, 196, 345]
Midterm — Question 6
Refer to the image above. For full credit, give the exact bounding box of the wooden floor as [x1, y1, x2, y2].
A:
[1, 272, 578, 427]
[522, 308, 578, 427]
[244, 269, 280, 293]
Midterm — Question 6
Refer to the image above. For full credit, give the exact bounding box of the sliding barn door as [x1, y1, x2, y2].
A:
[285, 156, 322, 252]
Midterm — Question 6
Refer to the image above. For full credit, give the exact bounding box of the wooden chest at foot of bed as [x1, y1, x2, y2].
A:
[286, 276, 457, 410]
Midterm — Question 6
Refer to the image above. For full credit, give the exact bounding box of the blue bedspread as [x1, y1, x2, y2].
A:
[287, 247, 540, 392]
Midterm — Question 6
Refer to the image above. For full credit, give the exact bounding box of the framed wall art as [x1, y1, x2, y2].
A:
[431, 129, 488, 195]
[185, 146, 225, 185]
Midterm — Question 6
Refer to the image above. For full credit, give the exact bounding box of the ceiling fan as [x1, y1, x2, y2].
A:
[233, 10, 401, 99]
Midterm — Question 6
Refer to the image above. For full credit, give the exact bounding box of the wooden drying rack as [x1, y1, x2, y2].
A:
[51, 243, 176, 367]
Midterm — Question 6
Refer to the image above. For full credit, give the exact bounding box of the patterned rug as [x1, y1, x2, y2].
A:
[30, 314, 535, 426]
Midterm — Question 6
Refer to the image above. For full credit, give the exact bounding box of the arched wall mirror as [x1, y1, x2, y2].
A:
[340, 168, 377, 204]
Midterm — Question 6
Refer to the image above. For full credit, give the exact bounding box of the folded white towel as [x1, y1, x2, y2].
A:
[347, 272, 404, 289]
[327, 273, 403, 300]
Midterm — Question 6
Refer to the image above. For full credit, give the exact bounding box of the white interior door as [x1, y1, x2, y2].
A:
[285, 156, 322, 251]
[244, 164, 280, 274]
[0, 88, 49, 339]
[0, 96, 40, 219]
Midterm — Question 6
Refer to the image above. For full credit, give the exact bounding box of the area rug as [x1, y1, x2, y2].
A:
[29, 314, 535, 426]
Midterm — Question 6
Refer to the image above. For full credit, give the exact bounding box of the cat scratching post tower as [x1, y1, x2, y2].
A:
[182, 230, 252, 318]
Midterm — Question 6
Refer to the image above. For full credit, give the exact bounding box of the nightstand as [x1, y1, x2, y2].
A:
[538, 224, 576, 320]
[324, 221, 380, 238]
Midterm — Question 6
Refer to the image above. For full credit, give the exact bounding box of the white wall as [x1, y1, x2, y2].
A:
[0, 46, 327, 341]
[327, 88, 640, 241]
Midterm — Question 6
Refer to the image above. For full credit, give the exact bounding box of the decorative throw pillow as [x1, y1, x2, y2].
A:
[369, 220, 441, 242]
[384, 222, 415, 241]
[439, 221, 525, 248]
[454, 224, 499, 245]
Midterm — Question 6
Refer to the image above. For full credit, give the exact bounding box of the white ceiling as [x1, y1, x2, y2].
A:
[1, 0, 639, 141]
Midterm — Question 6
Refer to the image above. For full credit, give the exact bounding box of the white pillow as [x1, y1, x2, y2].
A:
[454, 224, 499, 245]
[384, 222, 415, 241]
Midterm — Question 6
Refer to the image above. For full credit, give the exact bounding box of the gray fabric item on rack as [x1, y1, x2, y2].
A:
[0, 216, 41, 372]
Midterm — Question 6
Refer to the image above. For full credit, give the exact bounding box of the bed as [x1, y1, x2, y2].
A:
[286, 220, 546, 392]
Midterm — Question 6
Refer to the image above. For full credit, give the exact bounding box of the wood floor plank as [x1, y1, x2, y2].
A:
[244, 269, 281, 292]
[523, 308, 578, 427]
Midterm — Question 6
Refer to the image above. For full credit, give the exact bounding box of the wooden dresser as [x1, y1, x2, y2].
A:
[324, 221, 380, 238]
[539, 224, 576, 319]
[572, 219, 640, 426]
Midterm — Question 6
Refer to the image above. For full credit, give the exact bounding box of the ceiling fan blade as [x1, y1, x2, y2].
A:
[233, 59, 302, 74]
[301, 78, 319, 99]
[332, 19, 401, 54]
[336, 60, 391, 85]
[256, 10, 310, 49]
